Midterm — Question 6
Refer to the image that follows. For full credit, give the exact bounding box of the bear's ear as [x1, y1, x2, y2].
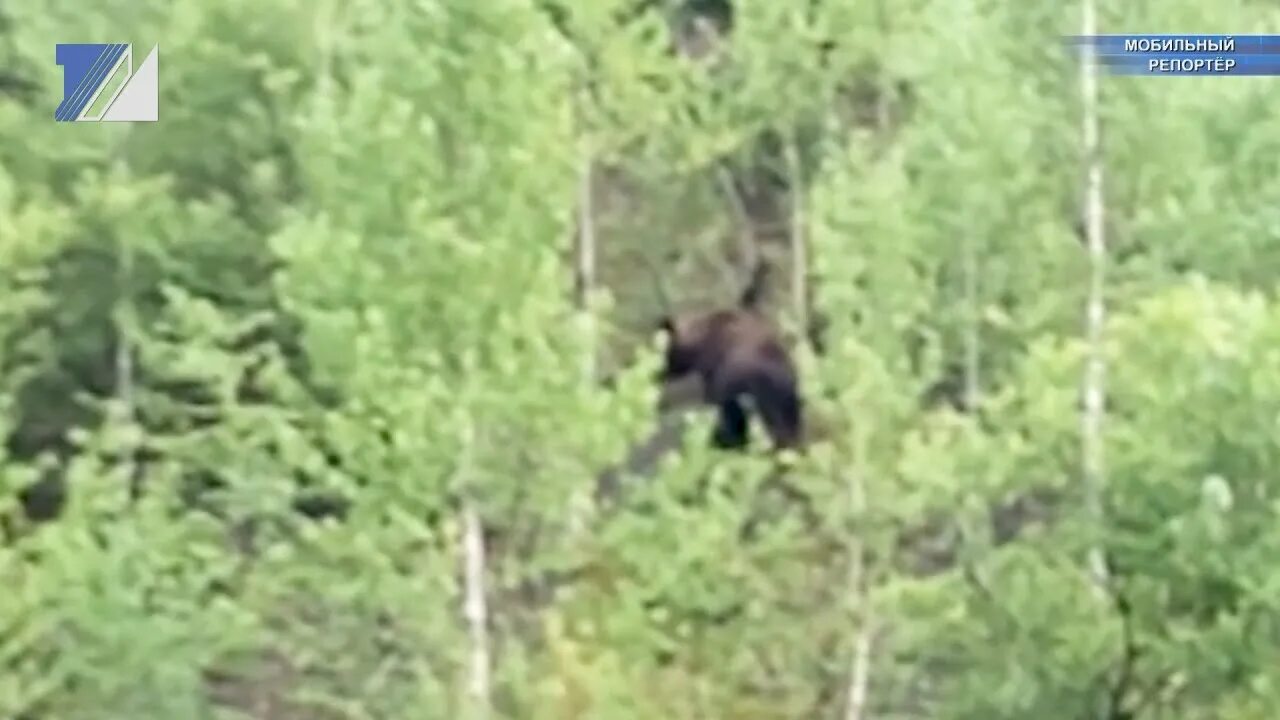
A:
[657, 316, 676, 336]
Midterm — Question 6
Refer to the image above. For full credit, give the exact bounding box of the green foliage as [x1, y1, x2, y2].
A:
[2, 0, 1280, 717]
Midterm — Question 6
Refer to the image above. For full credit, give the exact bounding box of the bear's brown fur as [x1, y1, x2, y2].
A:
[656, 261, 803, 451]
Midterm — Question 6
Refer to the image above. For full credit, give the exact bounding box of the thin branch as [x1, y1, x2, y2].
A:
[457, 415, 491, 717]
[109, 140, 141, 501]
[714, 162, 760, 276]
[462, 501, 491, 717]
[567, 90, 598, 536]
[843, 554, 873, 720]
[1078, 0, 1110, 600]
[961, 228, 981, 411]
[843, 424, 874, 720]
[574, 148, 597, 341]
[783, 134, 809, 338]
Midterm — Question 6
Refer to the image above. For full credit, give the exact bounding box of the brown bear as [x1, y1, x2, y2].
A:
[655, 261, 804, 451]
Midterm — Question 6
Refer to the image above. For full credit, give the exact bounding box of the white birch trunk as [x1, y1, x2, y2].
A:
[1078, 0, 1110, 597]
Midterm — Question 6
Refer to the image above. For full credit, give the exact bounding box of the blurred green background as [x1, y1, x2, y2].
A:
[3, 1, 1280, 718]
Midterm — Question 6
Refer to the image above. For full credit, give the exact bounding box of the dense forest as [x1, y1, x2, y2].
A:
[3, 0, 1280, 718]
